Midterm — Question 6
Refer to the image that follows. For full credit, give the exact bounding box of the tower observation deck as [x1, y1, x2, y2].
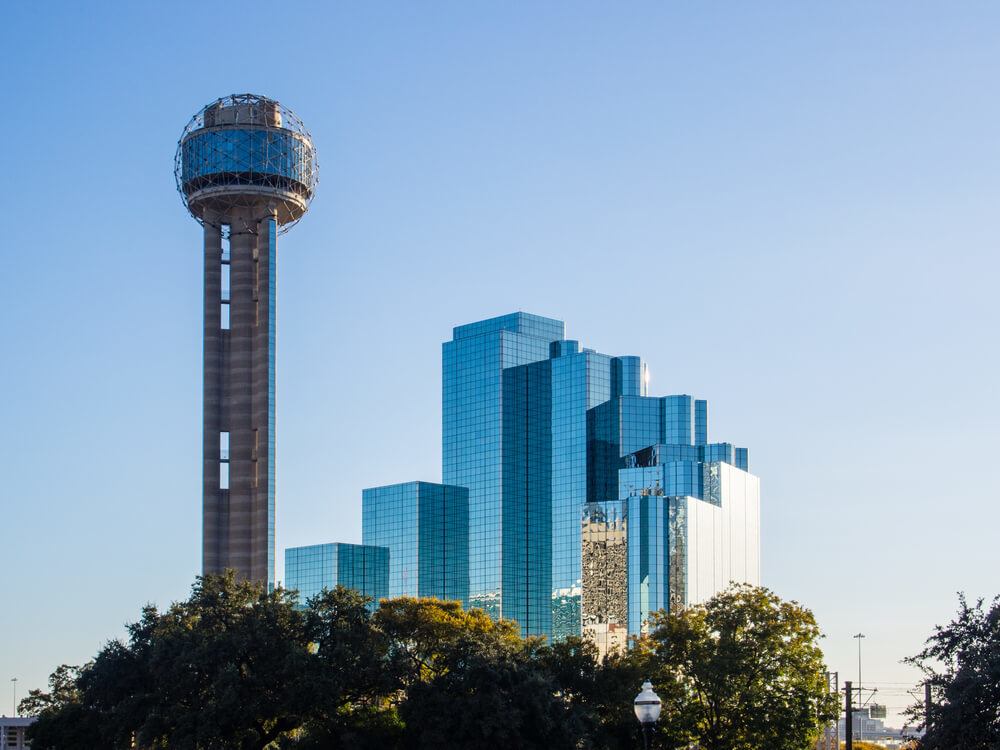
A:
[175, 94, 318, 586]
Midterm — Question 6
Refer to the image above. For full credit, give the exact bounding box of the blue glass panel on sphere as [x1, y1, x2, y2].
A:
[181, 128, 315, 190]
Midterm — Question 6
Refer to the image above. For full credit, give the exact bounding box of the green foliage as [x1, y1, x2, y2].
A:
[905, 593, 1000, 750]
[17, 665, 101, 749]
[399, 637, 587, 749]
[643, 584, 839, 750]
[23, 579, 836, 750]
[295, 586, 399, 746]
[18, 664, 85, 716]
[374, 596, 521, 686]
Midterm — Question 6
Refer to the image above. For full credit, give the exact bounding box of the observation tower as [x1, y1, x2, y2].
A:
[175, 94, 318, 586]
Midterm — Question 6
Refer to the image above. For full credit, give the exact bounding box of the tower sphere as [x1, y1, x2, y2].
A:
[175, 93, 318, 233]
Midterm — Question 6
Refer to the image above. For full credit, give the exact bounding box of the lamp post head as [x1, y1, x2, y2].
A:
[634, 680, 662, 725]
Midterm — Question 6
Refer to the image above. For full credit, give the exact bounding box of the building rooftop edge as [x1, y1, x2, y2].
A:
[285, 541, 389, 553]
[362, 480, 469, 493]
[450, 311, 565, 341]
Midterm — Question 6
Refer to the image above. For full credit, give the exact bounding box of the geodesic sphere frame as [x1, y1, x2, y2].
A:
[175, 93, 318, 234]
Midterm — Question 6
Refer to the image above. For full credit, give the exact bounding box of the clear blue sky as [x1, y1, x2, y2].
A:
[3, 1, 998, 725]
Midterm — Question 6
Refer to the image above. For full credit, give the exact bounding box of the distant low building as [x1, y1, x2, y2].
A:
[284, 542, 389, 609]
[0, 717, 34, 750]
[838, 707, 886, 742]
[362, 481, 470, 606]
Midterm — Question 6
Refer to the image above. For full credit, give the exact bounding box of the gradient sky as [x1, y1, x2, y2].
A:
[3, 1, 998, 726]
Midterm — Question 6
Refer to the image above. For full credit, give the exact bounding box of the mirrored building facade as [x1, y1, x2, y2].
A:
[500, 346, 650, 637]
[444, 313, 760, 646]
[284, 542, 389, 610]
[580, 393, 760, 654]
[362, 481, 469, 606]
[286, 312, 760, 649]
[442, 314, 564, 618]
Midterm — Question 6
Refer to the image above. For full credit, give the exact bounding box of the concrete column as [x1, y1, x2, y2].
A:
[225, 208, 257, 579]
[202, 216, 223, 575]
[252, 207, 277, 584]
[202, 206, 276, 586]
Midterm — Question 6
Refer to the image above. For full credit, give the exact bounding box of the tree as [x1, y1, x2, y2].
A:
[643, 584, 839, 750]
[18, 664, 86, 716]
[23, 578, 839, 749]
[292, 586, 400, 748]
[399, 636, 588, 749]
[373, 597, 521, 687]
[126, 573, 314, 749]
[533, 636, 655, 750]
[18, 664, 104, 749]
[26, 573, 317, 749]
[375, 597, 580, 748]
[904, 593, 1000, 750]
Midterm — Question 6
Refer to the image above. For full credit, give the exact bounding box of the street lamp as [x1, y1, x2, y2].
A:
[854, 632, 865, 742]
[11, 677, 17, 717]
[634, 680, 662, 750]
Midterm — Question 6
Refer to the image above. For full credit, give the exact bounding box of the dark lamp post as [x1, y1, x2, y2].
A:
[634, 680, 662, 749]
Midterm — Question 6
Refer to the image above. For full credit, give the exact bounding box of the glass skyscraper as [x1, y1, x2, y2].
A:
[288, 311, 760, 648]
[442, 313, 564, 618]
[284, 542, 389, 609]
[362, 481, 469, 605]
[500, 346, 653, 637]
[443, 313, 760, 644]
[581, 394, 759, 654]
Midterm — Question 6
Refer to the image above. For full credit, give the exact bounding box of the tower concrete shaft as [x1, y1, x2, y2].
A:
[202, 207, 276, 586]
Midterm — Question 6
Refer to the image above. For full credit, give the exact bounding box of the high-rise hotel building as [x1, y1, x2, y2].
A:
[441, 313, 759, 645]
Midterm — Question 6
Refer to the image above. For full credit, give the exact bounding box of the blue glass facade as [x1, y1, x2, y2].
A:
[284, 542, 389, 609]
[501, 344, 629, 638]
[438, 312, 758, 644]
[626, 492, 670, 638]
[180, 128, 315, 195]
[502, 358, 553, 635]
[588, 394, 736, 504]
[578, 388, 756, 647]
[547, 347, 616, 639]
[362, 481, 469, 605]
[302, 311, 762, 649]
[580, 489, 684, 647]
[442, 313, 562, 617]
[593, 425, 756, 639]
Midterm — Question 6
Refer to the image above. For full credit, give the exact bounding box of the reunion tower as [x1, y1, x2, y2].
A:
[175, 94, 318, 586]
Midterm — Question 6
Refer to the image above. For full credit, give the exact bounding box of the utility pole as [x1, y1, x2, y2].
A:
[822, 672, 840, 750]
[10, 677, 17, 717]
[853, 632, 865, 741]
[844, 680, 854, 750]
[925, 681, 933, 734]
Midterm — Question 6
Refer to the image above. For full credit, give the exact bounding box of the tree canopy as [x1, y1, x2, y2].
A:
[642, 584, 840, 750]
[905, 593, 1000, 750]
[22, 575, 836, 749]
